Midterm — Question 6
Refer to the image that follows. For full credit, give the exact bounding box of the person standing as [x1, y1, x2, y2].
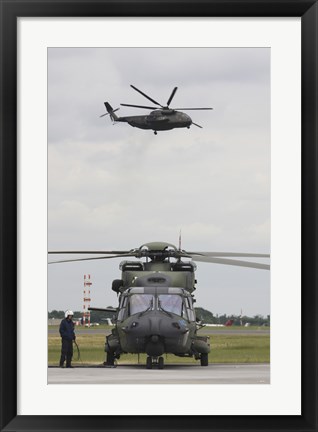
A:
[59, 310, 76, 368]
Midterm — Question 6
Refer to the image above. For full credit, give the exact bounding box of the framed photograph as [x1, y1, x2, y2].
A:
[1, 0, 317, 431]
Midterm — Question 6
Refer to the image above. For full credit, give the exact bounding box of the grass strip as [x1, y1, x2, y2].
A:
[48, 333, 269, 366]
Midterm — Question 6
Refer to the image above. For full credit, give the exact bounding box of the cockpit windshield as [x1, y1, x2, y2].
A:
[129, 294, 154, 316]
[158, 294, 183, 316]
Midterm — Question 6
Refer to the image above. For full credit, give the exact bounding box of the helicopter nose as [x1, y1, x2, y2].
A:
[143, 316, 166, 356]
[182, 113, 192, 126]
[146, 335, 165, 357]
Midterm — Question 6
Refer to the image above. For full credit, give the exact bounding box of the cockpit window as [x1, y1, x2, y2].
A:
[129, 294, 154, 316]
[158, 294, 183, 316]
[117, 296, 127, 321]
[185, 296, 195, 321]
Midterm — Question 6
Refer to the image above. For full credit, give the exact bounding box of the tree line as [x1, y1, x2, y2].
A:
[195, 307, 270, 326]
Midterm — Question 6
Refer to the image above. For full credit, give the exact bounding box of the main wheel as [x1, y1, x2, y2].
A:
[200, 353, 208, 366]
[146, 356, 153, 369]
[158, 357, 164, 369]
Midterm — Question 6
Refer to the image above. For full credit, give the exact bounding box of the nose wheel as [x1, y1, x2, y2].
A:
[154, 131, 157, 135]
[146, 356, 164, 369]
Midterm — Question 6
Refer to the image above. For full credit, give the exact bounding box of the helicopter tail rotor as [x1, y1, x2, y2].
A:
[100, 102, 120, 123]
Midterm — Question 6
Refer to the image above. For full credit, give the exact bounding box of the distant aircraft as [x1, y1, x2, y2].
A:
[225, 319, 234, 327]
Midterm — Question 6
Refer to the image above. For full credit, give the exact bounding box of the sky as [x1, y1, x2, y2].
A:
[48, 47, 270, 317]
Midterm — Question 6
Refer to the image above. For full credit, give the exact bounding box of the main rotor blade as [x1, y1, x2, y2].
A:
[89, 307, 117, 313]
[191, 255, 270, 270]
[167, 87, 178, 106]
[120, 103, 158, 110]
[48, 254, 134, 264]
[173, 107, 213, 110]
[130, 85, 163, 107]
[48, 250, 132, 254]
[187, 252, 270, 258]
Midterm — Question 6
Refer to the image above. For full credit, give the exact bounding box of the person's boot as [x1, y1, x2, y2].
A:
[66, 358, 74, 368]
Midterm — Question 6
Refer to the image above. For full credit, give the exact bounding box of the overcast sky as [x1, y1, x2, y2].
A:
[48, 47, 270, 317]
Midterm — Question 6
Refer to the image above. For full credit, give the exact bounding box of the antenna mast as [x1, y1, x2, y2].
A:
[83, 274, 92, 326]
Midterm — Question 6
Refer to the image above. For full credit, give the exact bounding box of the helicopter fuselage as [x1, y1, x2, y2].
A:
[116, 109, 192, 131]
[114, 287, 205, 356]
[105, 256, 210, 367]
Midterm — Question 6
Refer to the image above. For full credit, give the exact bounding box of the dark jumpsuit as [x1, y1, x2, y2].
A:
[59, 318, 75, 367]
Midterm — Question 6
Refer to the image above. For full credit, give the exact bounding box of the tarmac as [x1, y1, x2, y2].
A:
[48, 363, 270, 384]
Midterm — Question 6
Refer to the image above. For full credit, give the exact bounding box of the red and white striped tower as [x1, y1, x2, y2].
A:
[83, 274, 92, 326]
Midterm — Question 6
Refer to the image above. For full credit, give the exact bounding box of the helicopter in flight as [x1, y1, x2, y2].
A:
[100, 85, 213, 135]
[49, 241, 270, 369]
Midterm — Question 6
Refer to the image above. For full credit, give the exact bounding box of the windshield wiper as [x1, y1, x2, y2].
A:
[158, 301, 173, 318]
[138, 298, 154, 317]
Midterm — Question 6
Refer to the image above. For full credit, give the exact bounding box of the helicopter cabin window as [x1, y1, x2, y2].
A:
[129, 294, 154, 316]
[158, 295, 183, 316]
[117, 296, 128, 321]
[185, 297, 195, 321]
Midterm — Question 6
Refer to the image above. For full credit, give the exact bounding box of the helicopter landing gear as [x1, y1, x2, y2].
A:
[158, 356, 164, 369]
[146, 356, 164, 369]
[104, 351, 117, 367]
[200, 353, 209, 367]
[146, 356, 152, 369]
[154, 131, 157, 135]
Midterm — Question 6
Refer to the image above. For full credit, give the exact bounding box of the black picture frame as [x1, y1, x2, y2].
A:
[1, 1, 317, 431]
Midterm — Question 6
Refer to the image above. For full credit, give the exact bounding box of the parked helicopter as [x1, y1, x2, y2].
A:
[49, 241, 270, 369]
[100, 85, 213, 135]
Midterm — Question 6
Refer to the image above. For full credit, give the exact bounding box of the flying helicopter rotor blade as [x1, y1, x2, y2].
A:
[191, 255, 270, 270]
[173, 108, 213, 110]
[192, 122, 203, 128]
[187, 252, 270, 258]
[130, 85, 163, 107]
[120, 103, 159, 110]
[48, 250, 135, 254]
[166, 87, 178, 106]
[48, 254, 135, 264]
